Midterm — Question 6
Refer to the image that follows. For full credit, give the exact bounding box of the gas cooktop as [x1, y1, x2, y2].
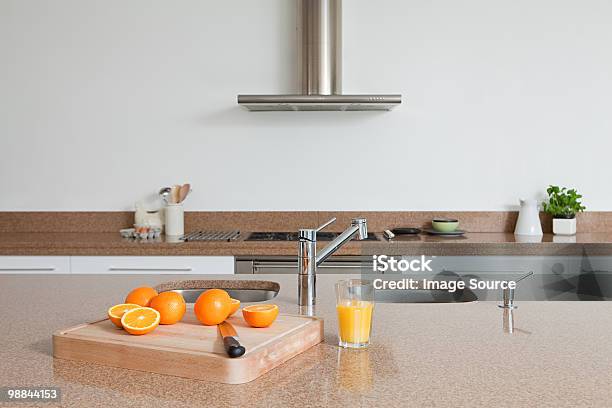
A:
[246, 232, 379, 241]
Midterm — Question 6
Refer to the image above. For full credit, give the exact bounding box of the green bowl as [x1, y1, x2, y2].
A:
[431, 219, 459, 232]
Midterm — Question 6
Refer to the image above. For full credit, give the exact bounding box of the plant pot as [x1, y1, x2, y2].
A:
[553, 217, 576, 236]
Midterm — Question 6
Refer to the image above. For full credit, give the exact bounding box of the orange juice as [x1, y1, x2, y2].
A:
[336, 300, 374, 346]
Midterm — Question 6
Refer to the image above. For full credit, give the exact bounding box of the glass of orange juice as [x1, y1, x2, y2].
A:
[335, 279, 374, 349]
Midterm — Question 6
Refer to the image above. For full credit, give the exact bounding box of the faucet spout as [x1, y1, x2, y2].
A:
[316, 218, 367, 266]
[297, 218, 367, 306]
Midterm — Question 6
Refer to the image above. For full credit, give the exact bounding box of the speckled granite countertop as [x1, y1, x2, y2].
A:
[2, 232, 612, 256]
[1, 273, 612, 407]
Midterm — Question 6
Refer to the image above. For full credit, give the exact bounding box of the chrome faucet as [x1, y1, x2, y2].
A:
[298, 217, 368, 306]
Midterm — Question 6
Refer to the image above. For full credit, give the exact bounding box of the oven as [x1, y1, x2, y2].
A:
[235, 256, 373, 274]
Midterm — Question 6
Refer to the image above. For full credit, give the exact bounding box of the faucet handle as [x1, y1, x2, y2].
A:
[299, 217, 335, 242]
[316, 217, 336, 232]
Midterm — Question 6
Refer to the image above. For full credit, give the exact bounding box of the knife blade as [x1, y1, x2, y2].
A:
[218, 321, 246, 358]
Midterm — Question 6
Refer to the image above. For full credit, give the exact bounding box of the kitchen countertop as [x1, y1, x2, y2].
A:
[2, 273, 612, 407]
[2, 232, 612, 256]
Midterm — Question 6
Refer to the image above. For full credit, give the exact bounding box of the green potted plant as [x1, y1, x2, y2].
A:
[542, 185, 586, 235]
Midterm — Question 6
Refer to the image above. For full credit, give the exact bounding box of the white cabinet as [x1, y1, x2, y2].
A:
[0, 256, 234, 274]
[0, 256, 71, 274]
[70, 256, 234, 274]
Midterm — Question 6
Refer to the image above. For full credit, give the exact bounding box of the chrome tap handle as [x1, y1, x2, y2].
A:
[515, 270, 534, 283]
[498, 271, 532, 309]
[316, 217, 336, 232]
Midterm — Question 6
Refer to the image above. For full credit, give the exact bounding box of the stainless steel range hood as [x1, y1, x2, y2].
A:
[237, 0, 401, 112]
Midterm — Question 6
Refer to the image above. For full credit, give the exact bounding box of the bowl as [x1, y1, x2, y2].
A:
[431, 218, 459, 232]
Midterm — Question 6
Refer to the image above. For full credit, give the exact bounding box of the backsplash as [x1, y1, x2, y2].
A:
[2, 211, 612, 233]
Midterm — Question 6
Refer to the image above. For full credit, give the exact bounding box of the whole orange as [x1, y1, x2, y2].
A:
[149, 291, 186, 325]
[194, 289, 231, 326]
[125, 286, 158, 307]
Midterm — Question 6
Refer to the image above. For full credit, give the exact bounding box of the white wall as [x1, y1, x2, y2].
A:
[1, 0, 610, 211]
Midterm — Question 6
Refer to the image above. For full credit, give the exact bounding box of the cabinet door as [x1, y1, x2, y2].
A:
[0, 256, 70, 274]
[71, 256, 234, 274]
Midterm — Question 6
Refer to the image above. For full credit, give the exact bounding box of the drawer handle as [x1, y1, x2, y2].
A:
[0, 267, 56, 271]
[108, 267, 193, 272]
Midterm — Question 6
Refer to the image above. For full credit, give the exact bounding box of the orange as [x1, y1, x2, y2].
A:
[194, 289, 231, 326]
[242, 304, 279, 328]
[121, 307, 160, 335]
[227, 298, 240, 317]
[125, 286, 158, 307]
[108, 303, 141, 328]
[149, 291, 186, 325]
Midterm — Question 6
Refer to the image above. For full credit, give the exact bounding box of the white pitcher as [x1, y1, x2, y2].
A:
[514, 199, 543, 236]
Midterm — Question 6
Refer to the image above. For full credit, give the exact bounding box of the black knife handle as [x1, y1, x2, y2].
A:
[223, 336, 246, 358]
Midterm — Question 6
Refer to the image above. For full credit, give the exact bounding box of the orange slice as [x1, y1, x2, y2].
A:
[227, 298, 240, 317]
[108, 303, 141, 328]
[121, 307, 160, 335]
[242, 304, 279, 328]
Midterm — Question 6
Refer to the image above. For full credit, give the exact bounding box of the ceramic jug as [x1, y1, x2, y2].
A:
[514, 199, 543, 236]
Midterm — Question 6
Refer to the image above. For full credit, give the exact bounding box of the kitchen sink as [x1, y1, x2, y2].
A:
[154, 279, 475, 304]
[156, 280, 279, 303]
[376, 288, 477, 303]
[170, 288, 278, 303]
[376, 271, 478, 303]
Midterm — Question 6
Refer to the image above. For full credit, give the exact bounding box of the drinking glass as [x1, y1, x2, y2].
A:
[335, 279, 374, 349]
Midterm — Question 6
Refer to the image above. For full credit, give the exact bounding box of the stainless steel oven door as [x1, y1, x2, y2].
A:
[235, 256, 372, 274]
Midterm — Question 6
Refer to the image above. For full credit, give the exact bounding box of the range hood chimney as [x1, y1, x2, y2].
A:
[237, 0, 401, 111]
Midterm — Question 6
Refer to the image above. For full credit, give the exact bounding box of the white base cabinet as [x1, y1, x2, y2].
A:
[71, 256, 234, 274]
[0, 256, 234, 274]
[0, 256, 71, 274]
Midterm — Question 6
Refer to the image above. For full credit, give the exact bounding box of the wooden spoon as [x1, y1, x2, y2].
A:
[170, 185, 180, 204]
[179, 183, 191, 203]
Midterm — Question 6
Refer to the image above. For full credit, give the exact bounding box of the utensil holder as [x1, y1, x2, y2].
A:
[165, 203, 184, 237]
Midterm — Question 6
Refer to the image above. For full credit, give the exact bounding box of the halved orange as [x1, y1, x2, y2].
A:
[108, 303, 141, 328]
[227, 298, 240, 317]
[121, 307, 160, 335]
[242, 304, 279, 328]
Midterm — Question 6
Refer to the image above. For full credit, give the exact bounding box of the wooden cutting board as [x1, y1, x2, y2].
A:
[53, 310, 323, 384]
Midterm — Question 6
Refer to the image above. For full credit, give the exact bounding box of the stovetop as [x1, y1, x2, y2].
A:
[246, 232, 379, 241]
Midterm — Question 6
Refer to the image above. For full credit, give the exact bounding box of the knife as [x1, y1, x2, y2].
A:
[218, 321, 246, 358]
